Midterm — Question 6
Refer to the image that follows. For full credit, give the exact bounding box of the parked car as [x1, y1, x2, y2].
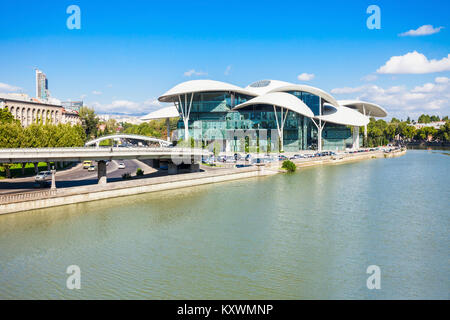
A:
[88, 165, 96, 172]
[118, 162, 126, 169]
[278, 155, 288, 161]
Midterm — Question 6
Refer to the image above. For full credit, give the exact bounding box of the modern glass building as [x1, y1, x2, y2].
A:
[143, 80, 387, 152]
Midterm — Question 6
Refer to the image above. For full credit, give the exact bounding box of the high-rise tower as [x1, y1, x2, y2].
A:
[35, 69, 49, 101]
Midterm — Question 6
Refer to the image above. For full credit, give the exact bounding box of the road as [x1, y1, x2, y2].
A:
[0, 159, 152, 195]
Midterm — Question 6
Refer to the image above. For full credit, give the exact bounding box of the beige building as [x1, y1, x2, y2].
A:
[0, 95, 81, 127]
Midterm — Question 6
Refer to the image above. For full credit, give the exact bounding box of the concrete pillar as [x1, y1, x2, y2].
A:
[168, 162, 178, 175]
[21, 163, 25, 175]
[5, 165, 11, 179]
[152, 159, 160, 169]
[51, 169, 56, 190]
[34, 162, 39, 174]
[47, 162, 51, 171]
[189, 163, 200, 172]
[97, 160, 107, 185]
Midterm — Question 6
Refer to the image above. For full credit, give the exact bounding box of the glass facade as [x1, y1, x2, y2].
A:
[175, 91, 355, 152]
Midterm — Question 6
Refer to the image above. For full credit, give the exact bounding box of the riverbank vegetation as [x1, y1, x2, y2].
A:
[364, 114, 449, 147]
[282, 160, 296, 173]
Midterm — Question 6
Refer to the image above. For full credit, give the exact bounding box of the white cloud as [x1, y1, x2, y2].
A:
[91, 98, 164, 115]
[0, 82, 22, 93]
[435, 76, 449, 84]
[184, 69, 208, 77]
[361, 74, 378, 82]
[224, 65, 232, 76]
[297, 73, 315, 81]
[377, 51, 450, 74]
[331, 87, 364, 94]
[331, 77, 450, 119]
[92, 90, 103, 95]
[399, 25, 444, 37]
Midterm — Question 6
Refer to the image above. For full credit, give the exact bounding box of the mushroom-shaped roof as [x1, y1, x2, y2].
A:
[268, 84, 340, 109]
[338, 100, 387, 117]
[316, 104, 369, 126]
[158, 80, 257, 102]
[232, 92, 314, 118]
[140, 105, 180, 121]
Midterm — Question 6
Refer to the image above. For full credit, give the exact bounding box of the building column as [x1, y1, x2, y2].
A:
[273, 105, 289, 152]
[34, 162, 39, 174]
[363, 105, 368, 139]
[176, 93, 194, 141]
[21, 163, 25, 175]
[353, 126, 360, 150]
[166, 118, 171, 141]
[97, 160, 107, 185]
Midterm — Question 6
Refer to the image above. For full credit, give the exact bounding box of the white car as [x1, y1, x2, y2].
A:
[35, 171, 51, 182]
[118, 162, 126, 169]
[87, 165, 96, 172]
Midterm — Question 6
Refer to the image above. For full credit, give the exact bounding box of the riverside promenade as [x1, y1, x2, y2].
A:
[0, 148, 406, 215]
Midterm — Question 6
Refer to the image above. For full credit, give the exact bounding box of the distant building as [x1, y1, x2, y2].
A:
[411, 121, 446, 130]
[1, 93, 80, 127]
[62, 101, 83, 113]
[35, 69, 49, 101]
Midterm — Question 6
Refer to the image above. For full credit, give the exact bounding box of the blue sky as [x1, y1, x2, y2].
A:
[0, 0, 449, 119]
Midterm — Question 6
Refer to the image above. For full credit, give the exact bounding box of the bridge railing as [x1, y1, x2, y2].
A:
[0, 189, 58, 204]
[0, 147, 210, 153]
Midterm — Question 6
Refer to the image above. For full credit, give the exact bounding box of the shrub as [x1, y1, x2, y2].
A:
[281, 160, 296, 173]
[136, 168, 144, 176]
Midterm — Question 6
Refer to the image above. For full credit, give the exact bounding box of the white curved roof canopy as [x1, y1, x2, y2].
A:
[316, 104, 369, 126]
[244, 79, 294, 96]
[338, 100, 387, 117]
[232, 92, 314, 118]
[158, 80, 257, 102]
[269, 84, 341, 109]
[140, 106, 180, 121]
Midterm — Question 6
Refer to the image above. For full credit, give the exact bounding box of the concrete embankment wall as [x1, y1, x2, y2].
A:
[286, 149, 407, 170]
[0, 149, 406, 215]
[0, 166, 274, 215]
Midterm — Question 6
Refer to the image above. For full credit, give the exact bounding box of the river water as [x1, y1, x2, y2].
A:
[0, 150, 448, 299]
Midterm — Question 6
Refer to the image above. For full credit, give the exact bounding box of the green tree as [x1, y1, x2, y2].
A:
[79, 106, 99, 139]
[0, 108, 19, 124]
[418, 114, 431, 124]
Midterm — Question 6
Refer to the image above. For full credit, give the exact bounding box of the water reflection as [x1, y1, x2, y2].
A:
[0, 150, 448, 299]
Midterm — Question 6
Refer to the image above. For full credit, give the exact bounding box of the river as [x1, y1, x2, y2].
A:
[0, 150, 448, 299]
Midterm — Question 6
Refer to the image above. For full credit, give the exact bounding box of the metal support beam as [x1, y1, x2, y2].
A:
[166, 117, 170, 141]
[273, 105, 289, 152]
